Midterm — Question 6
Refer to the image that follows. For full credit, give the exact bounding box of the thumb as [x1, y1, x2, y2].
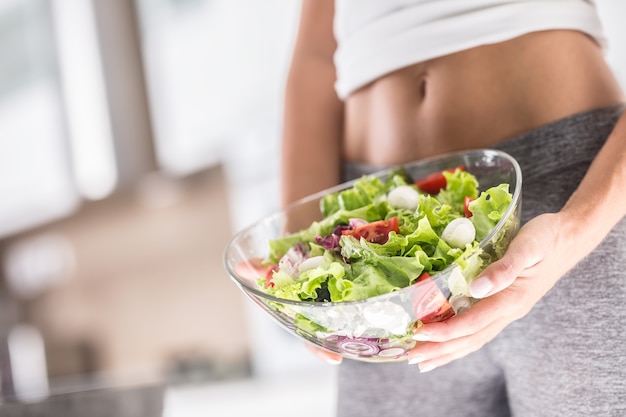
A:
[469, 230, 543, 299]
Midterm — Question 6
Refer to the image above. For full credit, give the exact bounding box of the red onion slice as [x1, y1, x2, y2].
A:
[377, 347, 406, 358]
[337, 337, 380, 356]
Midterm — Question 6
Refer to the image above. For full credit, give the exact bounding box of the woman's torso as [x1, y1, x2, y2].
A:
[342, 30, 624, 166]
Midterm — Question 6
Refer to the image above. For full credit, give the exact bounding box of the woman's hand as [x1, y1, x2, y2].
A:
[407, 212, 582, 373]
[305, 344, 343, 365]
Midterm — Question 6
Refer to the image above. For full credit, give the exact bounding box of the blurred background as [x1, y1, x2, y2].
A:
[0, 0, 624, 416]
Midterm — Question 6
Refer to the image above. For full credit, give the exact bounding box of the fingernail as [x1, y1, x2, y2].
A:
[419, 363, 437, 373]
[412, 332, 432, 342]
[470, 276, 493, 298]
[408, 355, 425, 365]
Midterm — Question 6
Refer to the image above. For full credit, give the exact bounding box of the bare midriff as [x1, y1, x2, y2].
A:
[342, 30, 625, 166]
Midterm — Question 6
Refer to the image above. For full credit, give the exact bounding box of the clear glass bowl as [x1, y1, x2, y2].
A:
[224, 149, 522, 363]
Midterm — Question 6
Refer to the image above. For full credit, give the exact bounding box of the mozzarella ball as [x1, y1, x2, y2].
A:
[387, 186, 420, 211]
[442, 217, 476, 248]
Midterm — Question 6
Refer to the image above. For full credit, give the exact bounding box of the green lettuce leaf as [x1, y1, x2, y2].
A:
[264, 168, 513, 304]
[469, 184, 512, 241]
[327, 263, 401, 302]
[438, 169, 479, 213]
[268, 203, 385, 263]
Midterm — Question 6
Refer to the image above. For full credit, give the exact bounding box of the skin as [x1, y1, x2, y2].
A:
[281, 0, 626, 371]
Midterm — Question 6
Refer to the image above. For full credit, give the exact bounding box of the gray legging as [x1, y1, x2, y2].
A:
[337, 105, 626, 417]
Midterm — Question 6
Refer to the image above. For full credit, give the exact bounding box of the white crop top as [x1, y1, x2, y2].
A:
[333, 0, 606, 99]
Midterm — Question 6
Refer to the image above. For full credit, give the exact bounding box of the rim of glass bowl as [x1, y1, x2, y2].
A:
[224, 148, 522, 308]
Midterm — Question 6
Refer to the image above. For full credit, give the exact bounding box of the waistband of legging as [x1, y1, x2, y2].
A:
[342, 104, 625, 182]
[492, 104, 624, 181]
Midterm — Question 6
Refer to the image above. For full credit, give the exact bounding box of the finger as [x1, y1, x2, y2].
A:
[416, 350, 471, 373]
[409, 316, 509, 361]
[411, 346, 475, 372]
[408, 337, 476, 366]
[305, 343, 342, 365]
[413, 289, 519, 342]
[408, 318, 509, 370]
[235, 258, 273, 281]
[469, 229, 543, 298]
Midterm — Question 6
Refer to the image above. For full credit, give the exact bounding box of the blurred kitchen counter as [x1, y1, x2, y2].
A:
[0, 368, 336, 417]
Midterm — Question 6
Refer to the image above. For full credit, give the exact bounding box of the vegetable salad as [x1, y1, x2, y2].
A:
[259, 166, 513, 305]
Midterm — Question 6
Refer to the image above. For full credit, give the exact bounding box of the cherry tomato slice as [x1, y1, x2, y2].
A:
[415, 166, 465, 194]
[342, 217, 399, 245]
[464, 196, 475, 218]
[235, 258, 277, 288]
[412, 276, 454, 324]
[416, 271, 431, 283]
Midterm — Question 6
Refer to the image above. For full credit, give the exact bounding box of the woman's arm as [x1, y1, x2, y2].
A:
[280, 0, 346, 365]
[407, 109, 626, 372]
[281, 0, 344, 207]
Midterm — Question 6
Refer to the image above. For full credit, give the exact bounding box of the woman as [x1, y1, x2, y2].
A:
[280, 1, 626, 416]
